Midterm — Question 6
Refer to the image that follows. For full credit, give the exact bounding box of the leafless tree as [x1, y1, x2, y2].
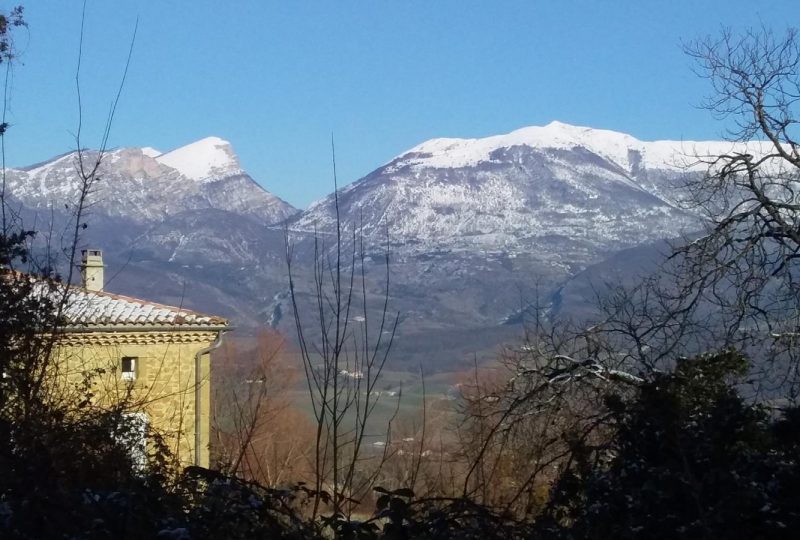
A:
[0, 2, 137, 421]
[448, 27, 800, 519]
[0, 3, 183, 509]
[211, 330, 317, 487]
[451, 311, 642, 517]
[674, 26, 800, 396]
[285, 138, 399, 518]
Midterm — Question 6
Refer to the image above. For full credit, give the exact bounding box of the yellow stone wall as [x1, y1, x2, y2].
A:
[54, 330, 219, 468]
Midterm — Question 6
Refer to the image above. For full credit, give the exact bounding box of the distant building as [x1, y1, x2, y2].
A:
[339, 369, 364, 380]
[53, 249, 229, 467]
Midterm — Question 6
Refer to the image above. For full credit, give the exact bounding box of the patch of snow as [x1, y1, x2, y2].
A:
[156, 136, 243, 182]
[141, 146, 162, 158]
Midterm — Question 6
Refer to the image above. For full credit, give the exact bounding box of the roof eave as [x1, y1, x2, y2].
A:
[60, 324, 231, 333]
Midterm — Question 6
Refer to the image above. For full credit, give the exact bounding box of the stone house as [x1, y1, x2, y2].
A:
[54, 249, 229, 467]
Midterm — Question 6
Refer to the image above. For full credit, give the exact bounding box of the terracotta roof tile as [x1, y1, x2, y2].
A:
[62, 288, 228, 327]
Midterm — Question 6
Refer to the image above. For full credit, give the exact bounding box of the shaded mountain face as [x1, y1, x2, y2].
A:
[5, 123, 734, 371]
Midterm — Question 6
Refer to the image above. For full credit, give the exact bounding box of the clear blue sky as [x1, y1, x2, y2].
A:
[2, 1, 795, 208]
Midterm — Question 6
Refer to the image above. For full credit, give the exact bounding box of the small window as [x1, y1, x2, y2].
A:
[121, 356, 137, 381]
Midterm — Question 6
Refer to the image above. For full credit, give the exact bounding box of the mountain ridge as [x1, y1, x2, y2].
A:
[5, 141, 297, 226]
[288, 122, 712, 263]
[394, 120, 742, 173]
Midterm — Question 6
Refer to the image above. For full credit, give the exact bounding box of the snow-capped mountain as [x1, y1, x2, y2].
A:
[3, 137, 297, 324]
[277, 122, 741, 347]
[396, 121, 734, 172]
[289, 121, 724, 263]
[7, 137, 296, 225]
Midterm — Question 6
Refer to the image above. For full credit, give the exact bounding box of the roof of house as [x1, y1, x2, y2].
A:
[2, 267, 228, 330]
[61, 288, 228, 328]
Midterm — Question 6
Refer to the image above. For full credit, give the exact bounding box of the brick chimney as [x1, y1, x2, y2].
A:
[80, 249, 104, 292]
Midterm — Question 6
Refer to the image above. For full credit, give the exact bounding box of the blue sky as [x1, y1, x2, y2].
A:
[3, 1, 795, 208]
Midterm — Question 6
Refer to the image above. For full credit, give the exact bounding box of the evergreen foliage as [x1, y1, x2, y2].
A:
[537, 351, 800, 539]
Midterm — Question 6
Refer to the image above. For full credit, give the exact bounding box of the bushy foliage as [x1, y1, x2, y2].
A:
[7, 335, 800, 538]
[536, 351, 800, 539]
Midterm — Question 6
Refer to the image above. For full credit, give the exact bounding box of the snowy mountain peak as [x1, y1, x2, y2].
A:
[155, 136, 243, 182]
[396, 121, 744, 173]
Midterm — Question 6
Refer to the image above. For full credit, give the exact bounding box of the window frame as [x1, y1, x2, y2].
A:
[120, 356, 137, 381]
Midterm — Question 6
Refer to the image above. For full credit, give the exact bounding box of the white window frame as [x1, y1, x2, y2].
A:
[121, 356, 137, 381]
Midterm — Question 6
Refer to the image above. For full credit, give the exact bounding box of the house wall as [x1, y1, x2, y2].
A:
[55, 329, 218, 468]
